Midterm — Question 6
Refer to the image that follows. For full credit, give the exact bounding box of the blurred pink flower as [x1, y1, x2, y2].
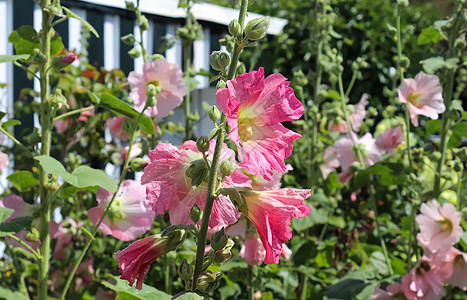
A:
[371, 283, 403, 300]
[375, 126, 404, 154]
[128, 59, 187, 118]
[54, 119, 73, 134]
[121, 143, 142, 162]
[281, 243, 292, 260]
[78, 106, 94, 121]
[142, 141, 250, 228]
[334, 133, 382, 172]
[398, 72, 444, 127]
[0, 152, 8, 172]
[416, 200, 462, 253]
[53, 217, 83, 259]
[115, 235, 168, 289]
[241, 188, 311, 264]
[61, 52, 79, 64]
[106, 116, 129, 141]
[444, 248, 467, 291]
[320, 146, 339, 179]
[329, 94, 368, 133]
[216, 67, 303, 181]
[240, 234, 265, 265]
[88, 180, 154, 241]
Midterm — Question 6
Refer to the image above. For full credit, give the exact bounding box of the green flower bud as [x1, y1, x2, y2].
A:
[399, 56, 410, 69]
[196, 136, 210, 153]
[32, 48, 47, 64]
[209, 51, 222, 71]
[397, 0, 409, 7]
[26, 228, 40, 242]
[211, 227, 228, 251]
[228, 19, 241, 38]
[209, 105, 221, 123]
[130, 158, 148, 172]
[244, 17, 270, 40]
[189, 204, 202, 224]
[128, 47, 142, 59]
[220, 158, 235, 177]
[178, 259, 193, 281]
[217, 51, 231, 69]
[151, 54, 164, 61]
[121, 33, 136, 46]
[138, 15, 149, 31]
[214, 239, 234, 263]
[216, 80, 227, 90]
[185, 159, 210, 188]
[125, 1, 136, 11]
[454, 35, 466, 50]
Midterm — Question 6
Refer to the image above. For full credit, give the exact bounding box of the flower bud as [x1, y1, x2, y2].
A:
[210, 51, 230, 71]
[220, 158, 235, 177]
[244, 17, 270, 40]
[216, 80, 227, 90]
[189, 204, 202, 224]
[151, 54, 164, 61]
[228, 19, 241, 37]
[397, 0, 409, 7]
[26, 228, 40, 242]
[209, 51, 222, 71]
[454, 35, 466, 50]
[128, 47, 142, 59]
[146, 84, 161, 107]
[209, 105, 221, 123]
[61, 51, 79, 64]
[121, 33, 136, 46]
[32, 48, 47, 64]
[196, 136, 210, 153]
[138, 15, 149, 31]
[214, 239, 234, 263]
[399, 56, 410, 69]
[125, 1, 136, 10]
[178, 258, 193, 281]
[130, 158, 148, 172]
[211, 227, 228, 251]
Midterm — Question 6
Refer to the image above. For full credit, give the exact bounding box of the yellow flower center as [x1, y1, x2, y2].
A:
[438, 217, 453, 233]
[148, 80, 160, 86]
[407, 92, 422, 108]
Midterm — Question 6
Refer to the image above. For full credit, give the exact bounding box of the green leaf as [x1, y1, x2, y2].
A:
[2, 119, 21, 128]
[71, 165, 117, 193]
[426, 119, 442, 135]
[420, 56, 458, 74]
[0, 286, 29, 300]
[63, 7, 100, 38]
[0, 54, 30, 63]
[8, 26, 40, 56]
[7, 171, 39, 192]
[0, 206, 14, 223]
[448, 122, 467, 149]
[87, 91, 100, 104]
[417, 26, 445, 45]
[0, 216, 33, 237]
[34, 155, 75, 183]
[50, 34, 64, 57]
[172, 292, 207, 300]
[101, 276, 171, 300]
[324, 279, 376, 300]
[219, 257, 248, 271]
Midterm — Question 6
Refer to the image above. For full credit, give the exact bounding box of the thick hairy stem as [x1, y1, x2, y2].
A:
[38, 1, 54, 298]
[192, 0, 249, 288]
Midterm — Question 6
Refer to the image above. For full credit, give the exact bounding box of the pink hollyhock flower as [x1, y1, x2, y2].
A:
[61, 51, 79, 64]
[88, 180, 155, 241]
[416, 200, 462, 253]
[281, 243, 292, 260]
[0, 152, 9, 173]
[334, 133, 383, 172]
[371, 283, 404, 300]
[53, 217, 83, 259]
[245, 164, 292, 191]
[240, 188, 311, 264]
[240, 234, 266, 265]
[398, 72, 444, 127]
[54, 119, 73, 134]
[116, 233, 183, 289]
[320, 146, 339, 179]
[444, 248, 467, 291]
[216, 67, 304, 181]
[142, 141, 250, 228]
[375, 126, 404, 154]
[121, 143, 142, 162]
[78, 106, 94, 121]
[128, 59, 187, 118]
[106, 116, 129, 141]
[329, 94, 369, 133]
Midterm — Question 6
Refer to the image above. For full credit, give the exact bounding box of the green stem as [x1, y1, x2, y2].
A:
[60, 110, 146, 300]
[183, 41, 193, 140]
[6, 234, 41, 260]
[13, 61, 39, 80]
[192, 0, 249, 288]
[344, 70, 358, 99]
[457, 168, 463, 211]
[38, 1, 54, 298]
[0, 126, 35, 157]
[301, 274, 308, 300]
[406, 203, 416, 269]
[249, 266, 255, 300]
[164, 255, 171, 294]
[6, 243, 28, 294]
[52, 106, 95, 122]
[372, 196, 393, 274]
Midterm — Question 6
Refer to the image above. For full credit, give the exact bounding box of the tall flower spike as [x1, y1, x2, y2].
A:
[240, 188, 311, 264]
[216, 68, 304, 181]
[398, 71, 444, 127]
[128, 59, 187, 118]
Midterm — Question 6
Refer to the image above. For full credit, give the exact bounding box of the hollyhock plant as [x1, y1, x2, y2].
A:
[121, 143, 142, 162]
[416, 199, 462, 252]
[375, 126, 404, 154]
[141, 140, 250, 228]
[371, 283, 404, 300]
[54, 118, 73, 134]
[216, 67, 304, 180]
[240, 234, 266, 265]
[88, 180, 155, 241]
[106, 116, 129, 141]
[128, 59, 187, 118]
[239, 188, 311, 264]
[398, 71, 444, 127]
[329, 94, 369, 133]
[444, 248, 467, 290]
[0, 151, 9, 173]
[53, 217, 83, 259]
[320, 146, 339, 179]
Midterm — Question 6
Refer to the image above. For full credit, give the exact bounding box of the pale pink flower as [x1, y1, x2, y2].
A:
[53, 217, 83, 259]
[0, 152, 9, 173]
[216, 68, 304, 181]
[121, 143, 142, 161]
[240, 234, 266, 265]
[329, 94, 368, 133]
[281, 244, 292, 260]
[142, 141, 250, 228]
[444, 248, 467, 291]
[416, 200, 462, 253]
[334, 133, 383, 172]
[115, 235, 168, 289]
[376, 126, 404, 154]
[78, 106, 94, 121]
[320, 146, 339, 179]
[371, 283, 404, 300]
[128, 59, 187, 118]
[245, 164, 292, 191]
[54, 119, 73, 134]
[88, 180, 155, 241]
[240, 188, 311, 264]
[106, 116, 129, 141]
[398, 72, 444, 127]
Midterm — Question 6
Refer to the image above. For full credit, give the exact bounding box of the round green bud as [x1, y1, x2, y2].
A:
[228, 19, 241, 38]
[189, 204, 202, 224]
[128, 47, 142, 59]
[244, 17, 270, 41]
[454, 36, 466, 50]
[151, 54, 164, 61]
[121, 33, 136, 46]
[217, 51, 231, 69]
[216, 79, 226, 90]
[209, 105, 221, 122]
[399, 56, 410, 69]
[220, 158, 236, 177]
[130, 158, 148, 172]
[138, 15, 149, 31]
[209, 51, 222, 71]
[211, 227, 228, 251]
[196, 136, 210, 153]
[125, 1, 136, 11]
[178, 259, 193, 281]
[397, 0, 409, 7]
